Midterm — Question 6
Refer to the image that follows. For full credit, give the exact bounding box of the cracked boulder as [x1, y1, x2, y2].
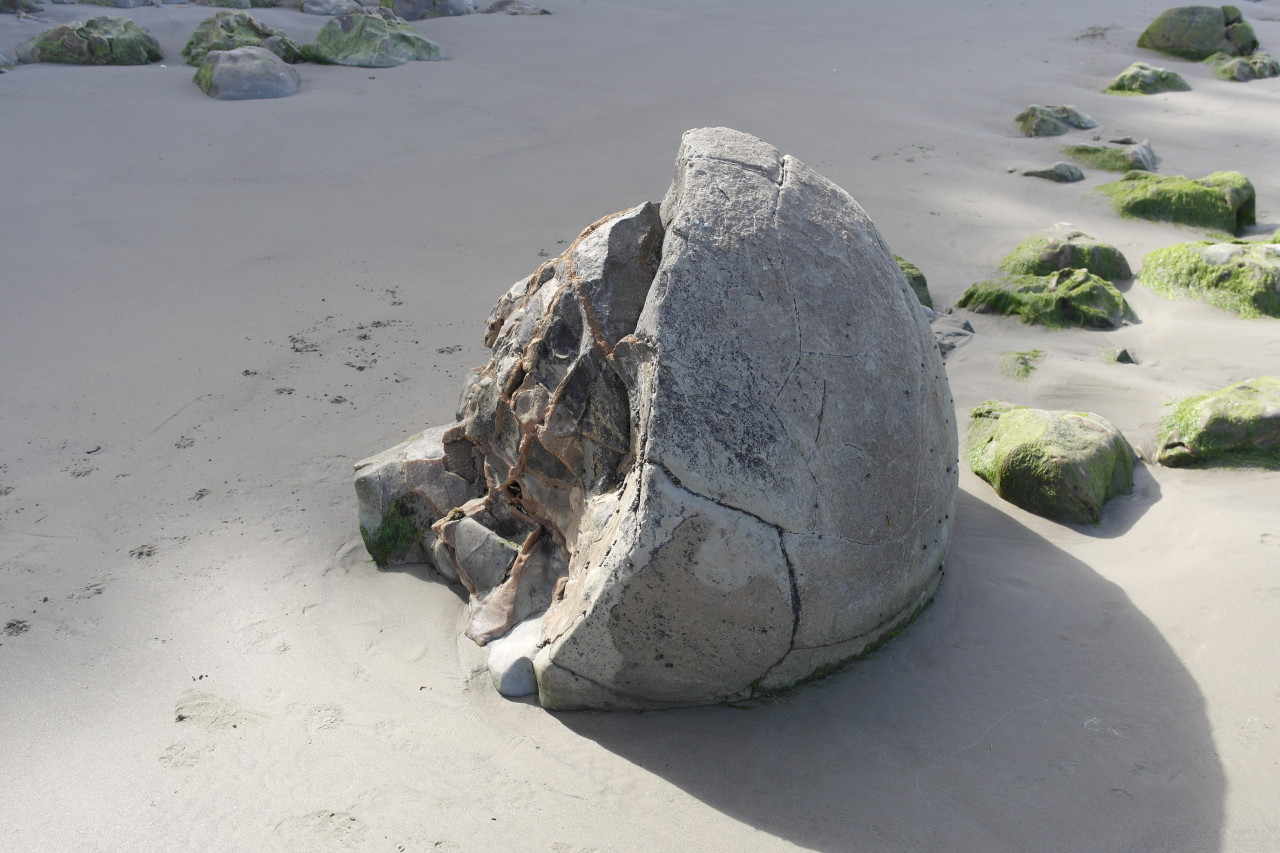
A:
[354, 127, 958, 710]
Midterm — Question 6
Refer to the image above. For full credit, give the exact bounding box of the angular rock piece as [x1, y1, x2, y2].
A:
[16, 15, 161, 65]
[355, 128, 959, 710]
[182, 11, 301, 66]
[1000, 224, 1132, 280]
[1015, 104, 1098, 137]
[1137, 6, 1259, 60]
[301, 7, 442, 66]
[1139, 240, 1280, 317]
[1022, 162, 1084, 183]
[1063, 141, 1157, 173]
[958, 268, 1132, 328]
[967, 402, 1136, 524]
[894, 254, 932, 308]
[1156, 377, 1280, 467]
[194, 45, 301, 99]
[1105, 61, 1191, 94]
[1098, 171, 1256, 236]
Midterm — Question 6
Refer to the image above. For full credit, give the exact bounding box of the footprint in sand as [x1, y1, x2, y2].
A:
[233, 618, 290, 656]
[158, 743, 214, 768]
[175, 691, 269, 730]
[274, 810, 366, 851]
[1262, 533, 1279, 548]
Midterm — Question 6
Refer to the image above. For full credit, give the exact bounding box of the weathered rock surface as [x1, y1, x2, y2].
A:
[1000, 225, 1132, 280]
[967, 402, 1136, 524]
[301, 7, 441, 66]
[354, 128, 958, 710]
[182, 11, 300, 65]
[301, 0, 360, 14]
[194, 45, 300, 98]
[894, 254, 932, 308]
[1156, 377, 1280, 466]
[1063, 141, 1157, 173]
[81, 0, 153, 8]
[1098, 171, 1256, 235]
[1209, 49, 1280, 80]
[1139, 240, 1280, 317]
[1137, 5, 1259, 60]
[0, 48, 14, 70]
[16, 15, 161, 65]
[482, 0, 549, 12]
[1105, 60, 1191, 94]
[1015, 104, 1098, 137]
[1, 0, 43, 14]
[1022, 162, 1085, 183]
[380, 0, 471, 20]
[930, 311, 975, 357]
[195, 0, 277, 8]
[958, 268, 1132, 328]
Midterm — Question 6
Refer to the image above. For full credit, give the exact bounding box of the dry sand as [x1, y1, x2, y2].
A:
[2, 0, 1279, 850]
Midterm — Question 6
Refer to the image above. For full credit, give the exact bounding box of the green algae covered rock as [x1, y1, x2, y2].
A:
[15, 15, 161, 65]
[1022, 162, 1084, 183]
[1098, 171, 1255, 236]
[1155, 377, 1280, 467]
[301, 7, 442, 67]
[1139, 240, 1280, 317]
[894, 255, 932, 308]
[1064, 141, 1157, 173]
[967, 402, 1136, 524]
[1015, 104, 1098, 137]
[182, 11, 301, 66]
[1105, 61, 1191, 94]
[195, 0, 277, 9]
[1208, 50, 1280, 81]
[1000, 225, 1132, 280]
[1137, 6, 1259, 61]
[958, 268, 1131, 328]
[381, 0, 474, 21]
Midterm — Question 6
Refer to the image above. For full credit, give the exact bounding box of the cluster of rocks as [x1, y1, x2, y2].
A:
[1119, 5, 1280, 86]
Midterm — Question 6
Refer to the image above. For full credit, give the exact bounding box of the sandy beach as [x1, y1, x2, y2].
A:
[2, 0, 1279, 849]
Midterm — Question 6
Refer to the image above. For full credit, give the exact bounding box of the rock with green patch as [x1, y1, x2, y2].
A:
[482, 0, 549, 12]
[194, 0, 277, 9]
[1098, 170, 1255, 236]
[1000, 349, 1045, 380]
[15, 16, 162, 65]
[1208, 50, 1280, 81]
[967, 402, 1136, 524]
[959, 268, 1131, 328]
[1000, 225, 1132, 280]
[81, 0, 153, 8]
[0, 0, 42, 13]
[1022, 162, 1084, 183]
[894, 254, 932, 308]
[1064, 141, 1157, 173]
[380, 0, 472, 21]
[1105, 61, 1191, 94]
[301, 0, 360, 14]
[194, 45, 301, 99]
[0, 48, 14, 71]
[182, 11, 301, 66]
[1155, 377, 1280, 467]
[1137, 5, 1259, 60]
[301, 7, 442, 66]
[1015, 104, 1099, 137]
[1139, 240, 1280, 317]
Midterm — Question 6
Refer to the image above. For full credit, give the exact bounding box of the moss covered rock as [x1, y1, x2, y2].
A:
[1098, 171, 1255, 236]
[1000, 225, 1132, 280]
[967, 402, 1135, 524]
[1208, 50, 1280, 81]
[1139, 240, 1280, 317]
[301, 7, 442, 66]
[182, 11, 300, 65]
[958, 268, 1131, 328]
[1137, 6, 1259, 60]
[1021, 162, 1084, 183]
[894, 255, 932, 308]
[1155, 377, 1280, 467]
[380, 0, 473, 21]
[195, 0, 277, 9]
[1105, 61, 1191, 94]
[194, 45, 301, 99]
[1063, 142, 1157, 173]
[1015, 104, 1098, 137]
[15, 16, 161, 65]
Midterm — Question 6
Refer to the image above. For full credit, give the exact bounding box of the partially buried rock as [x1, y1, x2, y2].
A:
[182, 11, 301, 65]
[1105, 61, 1191, 94]
[894, 254, 932, 308]
[380, 0, 472, 21]
[301, 0, 360, 13]
[967, 402, 1136, 524]
[195, 0, 277, 9]
[1063, 141, 1157, 173]
[1015, 104, 1098, 137]
[16, 15, 161, 65]
[353, 127, 959, 710]
[0, 48, 14, 71]
[195, 45, 300, 99]
[1208, 50, 1280, 81]
[81, 0, 154, 8]
[1155, 377, 1280, 467]
[958, 268, 1131, 328]
[301, 7, 441, 66]
[1000, 224, 1132, 280]
[482, 0, 549, 12]
[1098, 171, 1255, 236]
[1137, 5, 1259, 60]
[1139, 240, 1280, 317]
[1022, 162, 1084, 183]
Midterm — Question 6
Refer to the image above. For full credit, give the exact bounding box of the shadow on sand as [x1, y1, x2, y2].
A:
[549, 488, 1223, 852]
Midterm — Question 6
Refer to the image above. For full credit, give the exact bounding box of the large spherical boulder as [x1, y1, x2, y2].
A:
[1137, 6, 1259, 61]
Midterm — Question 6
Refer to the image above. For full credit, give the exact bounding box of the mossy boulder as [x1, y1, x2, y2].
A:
[1138, 240, 1280, 317]
[300, 7, 443, 66]
[1015, 104, 1098, 137]
[194, 45, 301, 99]
[1063, 141, 1157, 173]
[1137, 6, 1259, 60]
[1208, 50, 1280, 81]
[15, 16, 161, 65]
[380, 0, 473, 21]
[195, 0, 277, 9]
[967, 402, 1136, 524]
[1105, 61, 1191, 94]
[1155, 377, 1280, 467]
[1098, 171, 1255, 236]
[0, 0, 42, 13]
[81, 0, 153, 8]
[182, 11, 301, 65]
[1000, 225, 1132, 280]
[894, 255, 932, 308]
[0, 48, 14, 71]
[958, 268, 1131, 328]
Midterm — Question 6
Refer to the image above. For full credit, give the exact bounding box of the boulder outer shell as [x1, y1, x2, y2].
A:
[532, 127, 958, 709]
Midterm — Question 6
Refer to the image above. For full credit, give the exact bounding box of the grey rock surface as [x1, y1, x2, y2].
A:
[300, 7, 442, 66]
[1022, 162, 1085, 183]
[384, 0, 473, 21]
[1015, 104, 1098, 137]
[194, 45, 300, 99]
[301, 0, 360, 14]
[482, 0, 549, 12]
[355, 128, 958, 710]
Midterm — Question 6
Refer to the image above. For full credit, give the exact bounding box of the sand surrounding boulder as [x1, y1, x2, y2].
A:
[1014, 104, 1098, 137]
[354, 127, 958, 710]
[182, 11, 301, 65]
[958, 268, 1131, 328]
[194, 45, 301, 99]
[1105, 60, 1191, 94]
[1000, 225, 1131, 280]
[1098, 170, 1256, 235]
[15, 15, 161, 64]
[301, 7, 442, 66]
[1139, 240, 1280, 317]
[1137, 5, 1259, 60]
[967, 402, 1135, 524]
[1155, 377, 1280, 466]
